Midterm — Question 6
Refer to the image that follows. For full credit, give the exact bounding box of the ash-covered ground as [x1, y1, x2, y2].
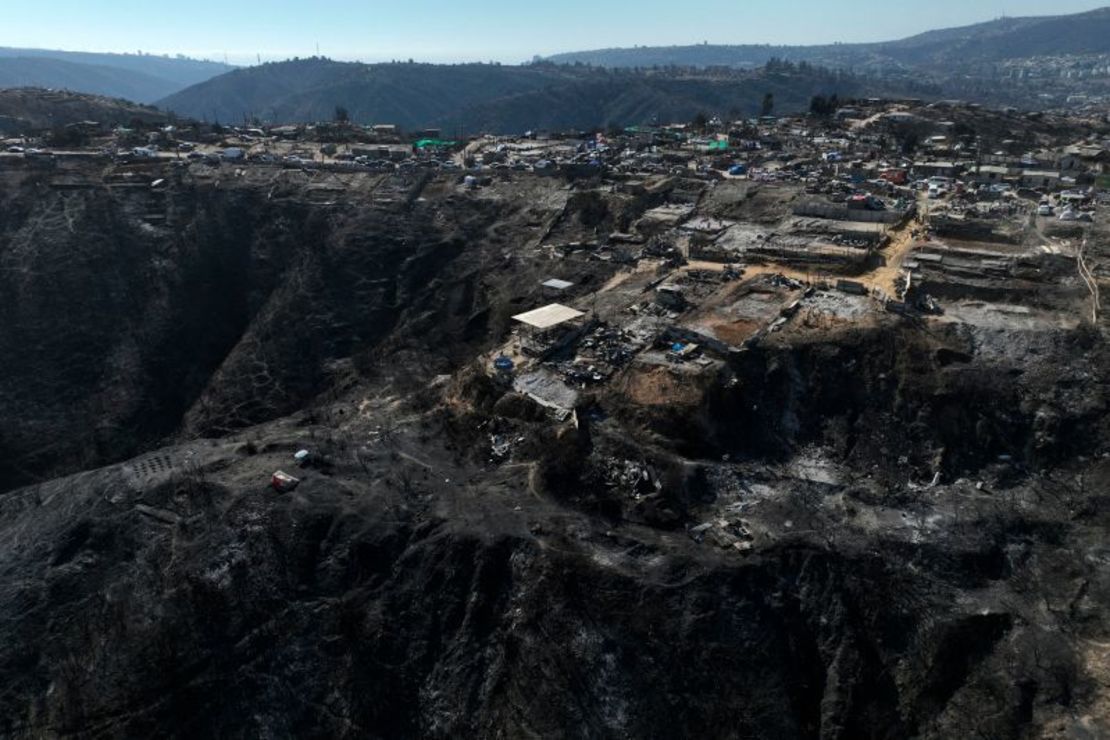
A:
[0, 154, 1108, 738]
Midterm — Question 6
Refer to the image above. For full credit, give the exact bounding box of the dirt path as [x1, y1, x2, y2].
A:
[686, 260, 815, 284]
[1036, 217, 1101, 325]
[868, 204, 923, 297]
[598, 259, 660, 293]
[1077, 237, 1102, 324]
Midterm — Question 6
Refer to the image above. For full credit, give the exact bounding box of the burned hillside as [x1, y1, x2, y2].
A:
[0, 103, 1109, 739]
[0, 165, 589, 491]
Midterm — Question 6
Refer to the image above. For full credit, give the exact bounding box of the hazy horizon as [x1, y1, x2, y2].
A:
[1, 0, 1107, 67]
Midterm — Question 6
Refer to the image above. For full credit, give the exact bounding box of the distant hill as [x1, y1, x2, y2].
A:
[160, 59, 575, 128]
[878, 7, 1110, 66]
[0, 58, 176, 105]
[158, 58, 934, 133]
[0, 48, 234, 102]
[0, 88, 168, 134]
[546, 7, 1110, 71]
[447, 70, 922, 133]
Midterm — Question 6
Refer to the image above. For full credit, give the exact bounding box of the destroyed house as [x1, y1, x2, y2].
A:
[1059, 146, 1109, 174]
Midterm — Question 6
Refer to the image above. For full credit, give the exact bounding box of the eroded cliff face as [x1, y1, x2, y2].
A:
[0, 164, 1108, 739]
[705, 320, 1105, 476]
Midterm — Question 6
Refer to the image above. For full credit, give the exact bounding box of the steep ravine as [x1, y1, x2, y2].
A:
[0, 174, 556, 492]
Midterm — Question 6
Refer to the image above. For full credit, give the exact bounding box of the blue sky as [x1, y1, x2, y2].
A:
[2, 0, 1106, 64]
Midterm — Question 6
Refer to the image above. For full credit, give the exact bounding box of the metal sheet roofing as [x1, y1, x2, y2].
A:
[511, 303, 585, 330]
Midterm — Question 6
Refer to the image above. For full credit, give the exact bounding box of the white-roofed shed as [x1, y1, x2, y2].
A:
[512, 304, 585, 330]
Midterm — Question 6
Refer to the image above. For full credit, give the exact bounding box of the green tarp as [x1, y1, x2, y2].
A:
[414, 138, 458, 149]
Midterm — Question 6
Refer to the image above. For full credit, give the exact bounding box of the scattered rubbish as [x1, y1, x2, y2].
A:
[603, 458, 662, 497]
[490, 434, 520, 462]
[271, 470, 300, 492]
[667, 342, 700, 362]
[769, 274, 804, 290]
[688, 522, 714, 542]
[916, 294, 943, 315]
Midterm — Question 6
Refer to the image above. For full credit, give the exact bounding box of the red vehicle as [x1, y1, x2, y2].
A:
[271, 470, 300, 492]
[847, 194, 886, 211]
[880, 168, 908, 185]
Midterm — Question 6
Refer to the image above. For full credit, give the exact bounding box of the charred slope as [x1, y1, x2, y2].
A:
[597, 319, 1108, 487]
[2, 428, 1104, 739]
[711, 321, 1109, 476]
[0, 88, 168, 135]
[0, 170, 573, 492]
[0, 168, 1107, 738]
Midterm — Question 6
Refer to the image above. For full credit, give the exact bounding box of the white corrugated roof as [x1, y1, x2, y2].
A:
[542, 278, 574, 290]
[512, 303, 585, 330]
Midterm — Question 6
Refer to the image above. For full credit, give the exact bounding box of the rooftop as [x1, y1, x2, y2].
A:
[512, 303, 585, 330]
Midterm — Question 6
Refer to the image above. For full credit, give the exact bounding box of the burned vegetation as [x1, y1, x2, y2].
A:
[0, 101, 1108, 739]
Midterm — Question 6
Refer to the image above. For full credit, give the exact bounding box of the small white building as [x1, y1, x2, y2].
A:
[973, 165, 1012, 184]
[1019, 170, 1062, 190]
[512, 304, 585, 332]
